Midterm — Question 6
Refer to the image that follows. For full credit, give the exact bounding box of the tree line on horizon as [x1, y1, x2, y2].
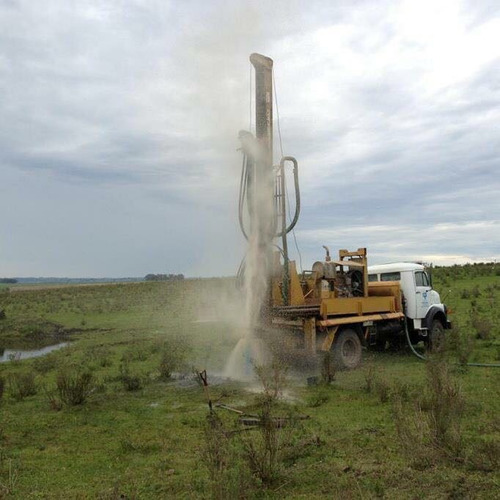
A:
[144, 273, 184, 282]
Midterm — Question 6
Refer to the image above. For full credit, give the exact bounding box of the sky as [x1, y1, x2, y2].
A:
[1, 0, 499, 277]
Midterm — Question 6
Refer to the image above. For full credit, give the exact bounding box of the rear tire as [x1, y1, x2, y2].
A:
[332, 328, 362, 370]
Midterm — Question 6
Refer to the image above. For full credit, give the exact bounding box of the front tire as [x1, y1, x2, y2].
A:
[332, 328, 362, 370]
[429, 319, 445, 352]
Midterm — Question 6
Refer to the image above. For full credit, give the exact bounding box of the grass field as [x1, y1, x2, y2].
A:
[0, 267, 499, 498]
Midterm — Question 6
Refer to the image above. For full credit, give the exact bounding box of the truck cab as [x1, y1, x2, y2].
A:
[368, 262, 451, 343]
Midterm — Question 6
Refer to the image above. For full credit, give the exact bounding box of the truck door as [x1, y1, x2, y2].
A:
[414, 271, 431, 319]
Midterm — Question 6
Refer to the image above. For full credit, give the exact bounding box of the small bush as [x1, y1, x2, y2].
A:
[56, 369, 94, 406]
[44, 388, 63, 411]
[202, 412, 235, 497]
[363, 362, 376, 393]
[253, 360, 288, 399]
[448, 323, 475, 367]
[306, 390, 330, 408]
[467, 439, 500, 472]
[87, 346, 113, 368]
[158, 338, 189, 380]
[390, 380, 412, 402]
[121, 346, 149, 363]
[393, 358, 465, 466]
[422, 359, 465, 453]
[119, 361, 142, 392]
[375, 378, 391, 403]
[33, 353, 58, 374]
[8, 372, 37, 401]
[239, 361, 304, 486]
[473, 316, 494, 340]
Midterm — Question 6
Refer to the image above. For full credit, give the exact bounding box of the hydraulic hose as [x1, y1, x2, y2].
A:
[275, 156, 300, 237]
[237, 133, 300, 242]
[238, 152, 250, 241]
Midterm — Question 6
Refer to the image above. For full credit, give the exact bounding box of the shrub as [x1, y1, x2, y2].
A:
[43, 388, 63, 411]
[253, 360, 288, 399]
[86, 346, 113, 368]
[121, 346, 149, 363]
[375, 378, 391, 403]
[306, 389, 330, 408]
[422, 359, 465, 454]
[393, 358, 465, 466]
[202, 412, 236, 497]
[473, 316, 494, 340]
[448, 323, 475, 367]
[239, 361, 301, 486]
[56, 369, 94, 406]
[8, 372, 37, 401]
[33, 353, 58, 374]
[240, 396, 282, 486]
[119, 361, 142, 392]
[158, 338, 188, 380]
[363, 362, 376, 393]
[467, 439, 500, 472]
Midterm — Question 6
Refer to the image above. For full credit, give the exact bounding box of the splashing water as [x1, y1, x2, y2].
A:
[224, 333, 270, 381]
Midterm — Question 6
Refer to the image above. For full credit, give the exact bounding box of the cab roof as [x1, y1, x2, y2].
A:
[368, 262, 425, 274]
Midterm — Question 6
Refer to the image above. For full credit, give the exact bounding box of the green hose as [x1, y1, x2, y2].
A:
[403, 317, 500, 367]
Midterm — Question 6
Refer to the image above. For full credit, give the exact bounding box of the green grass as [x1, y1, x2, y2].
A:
[0, 271, 499, 498]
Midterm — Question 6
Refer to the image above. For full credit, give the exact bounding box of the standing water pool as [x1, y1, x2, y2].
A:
[0, 342, 68, 363]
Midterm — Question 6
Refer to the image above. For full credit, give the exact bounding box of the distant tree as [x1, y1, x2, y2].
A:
[144, 274, 184, 282]
[0, 278, 17, 284]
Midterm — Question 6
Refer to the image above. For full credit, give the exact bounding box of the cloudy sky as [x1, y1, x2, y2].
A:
[1, 0, 499, 277]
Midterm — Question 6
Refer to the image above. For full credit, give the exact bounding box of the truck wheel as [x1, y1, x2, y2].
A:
[429, 319, 445, 352]
[332, 329, 362, 370]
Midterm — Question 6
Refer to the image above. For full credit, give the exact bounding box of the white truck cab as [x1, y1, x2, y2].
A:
[368, 262, 451, 341]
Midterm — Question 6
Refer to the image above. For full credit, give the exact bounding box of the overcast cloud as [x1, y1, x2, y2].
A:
[1, 0, 499, 277]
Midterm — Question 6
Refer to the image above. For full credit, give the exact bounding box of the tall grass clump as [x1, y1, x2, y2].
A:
[8, 372, 37, 401]
[86, 345, 113, 368]
[447, 323, 475, 369]
[238, 360, 304, 487]
[119, 360, 142, 392]
[201, 412, 251, 499]
[0, 375, 4, 402]
[393, 357, 465, 466]
[158, 338, 189, 380]
[472, 315, 494, 340]
[56, 369, 94, 406]
[33, 352, 58, 374]
[201, 360, 307, 494]
[423, 358, 464, 453]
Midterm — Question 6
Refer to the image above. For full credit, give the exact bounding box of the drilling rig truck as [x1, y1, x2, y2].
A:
[237, 53, 451, 369]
